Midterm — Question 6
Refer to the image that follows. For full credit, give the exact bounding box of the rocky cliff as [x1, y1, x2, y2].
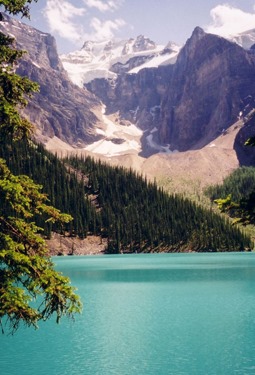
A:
[0, 13, 101, 147]
[86, 27, 255, 152]
[86, 64, 172, 131]
[158, 27, 255, 151]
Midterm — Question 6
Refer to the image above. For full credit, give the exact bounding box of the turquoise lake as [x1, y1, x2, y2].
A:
[1, 253, 255, 375]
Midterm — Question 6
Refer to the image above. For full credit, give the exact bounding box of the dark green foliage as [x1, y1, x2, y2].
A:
[205, 167, 255, 202]
[245, 137, 255, 147]
[66, 155, 251, 253]
[0, 0, 37, 18]
[1, 141, 251, 253]
[205, 167, 255, 225]
[0, 139, 98, 239]
[0, 0, 82, 334]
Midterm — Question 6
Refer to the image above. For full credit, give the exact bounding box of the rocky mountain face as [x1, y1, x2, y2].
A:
[234, 108, 255, 166]
[2, 13, 255, 162]
[86, 65, 172, 128]
[85, 27, 255, 152]
[0, 13, 101, 147]
[158, 27, 255, 151]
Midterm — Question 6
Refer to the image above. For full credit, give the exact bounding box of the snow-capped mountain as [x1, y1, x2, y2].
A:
[228, 28, 255, 50]
[60, 35, 180, 87]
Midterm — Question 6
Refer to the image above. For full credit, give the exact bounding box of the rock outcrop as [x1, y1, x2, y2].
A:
[86, 65, 172, 131]
[234, 108, 255, 166]
[0, 13, 101, 147]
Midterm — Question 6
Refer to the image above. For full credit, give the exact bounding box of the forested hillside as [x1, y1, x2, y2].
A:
[0, 139, 98, 240]
[205, 167, 255, 226]
[0, 140, 251, 252]
[205, 167, 255, 202]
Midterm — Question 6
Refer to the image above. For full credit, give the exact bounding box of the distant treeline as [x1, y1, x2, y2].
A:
[0, 139, 251, 252]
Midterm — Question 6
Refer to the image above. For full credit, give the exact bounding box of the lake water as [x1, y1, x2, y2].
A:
[1, 253, 255, 375]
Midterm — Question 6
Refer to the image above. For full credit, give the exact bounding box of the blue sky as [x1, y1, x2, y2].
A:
[19, 0, 255, 54]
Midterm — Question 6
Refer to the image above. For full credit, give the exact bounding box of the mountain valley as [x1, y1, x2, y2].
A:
[1, 12, 255, 199]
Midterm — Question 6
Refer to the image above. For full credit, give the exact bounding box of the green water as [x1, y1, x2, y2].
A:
[1, 253, 255, 375]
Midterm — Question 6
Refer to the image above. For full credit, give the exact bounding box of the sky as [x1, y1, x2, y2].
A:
[17, 0, 255, 54]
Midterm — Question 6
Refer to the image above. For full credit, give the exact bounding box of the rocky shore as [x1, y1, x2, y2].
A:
[46, 233, 106, 256]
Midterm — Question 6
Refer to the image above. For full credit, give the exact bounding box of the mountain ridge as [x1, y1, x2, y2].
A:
[0, 12, 103, 147]
[85, 27, 255, 154]
[61, 26, 255, 89]
[60, 35, 180, 87]
[1, 13, 255, 197]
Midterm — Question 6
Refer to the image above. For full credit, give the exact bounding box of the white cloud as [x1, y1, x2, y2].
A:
[206, 4, 255, 37]
[43, 0, 127, 48]
[88, 17, 126, 40]
[83, 0, 123, 12]
[43, 0, 86, 42]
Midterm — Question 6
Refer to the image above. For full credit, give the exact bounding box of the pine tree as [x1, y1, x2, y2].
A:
[0, 1, 82, 334]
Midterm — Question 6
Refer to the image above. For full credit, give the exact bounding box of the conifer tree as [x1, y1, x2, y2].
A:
[0, 0, 82, 334]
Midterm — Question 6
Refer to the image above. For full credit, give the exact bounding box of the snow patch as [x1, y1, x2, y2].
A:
[62, 61, 117, 87]
[129, 49, 180, 73]
[12, 25, 21, 30]
[61, 37, 180, 86]
[85, 138, 140, 157]
[32, 61, 41, 69]
[84, 105, 143, 157]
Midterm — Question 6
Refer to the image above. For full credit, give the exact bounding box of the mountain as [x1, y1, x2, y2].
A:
[158, 27, 255, 151]
[61, 35, 180, 87]
[85, 27, 255, 154]
[0, 13, 102, 147]
[2, 14, 255, 197]
[61, 28, 255, 90]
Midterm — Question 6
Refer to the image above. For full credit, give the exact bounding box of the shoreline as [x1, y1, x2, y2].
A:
[46, 233, 107, 256]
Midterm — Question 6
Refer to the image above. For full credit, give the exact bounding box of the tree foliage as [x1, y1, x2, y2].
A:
[0, 139, 99, 241]
[65, 155, 251, 253]
[1, 140, 250, 254]
[0, 0, 37, 18]
[245, 137, 255, 147]
[0, 0, 82, 334]
[205, 166, 255, 226]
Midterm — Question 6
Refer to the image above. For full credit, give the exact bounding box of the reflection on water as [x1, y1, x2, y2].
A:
[1, 253, 255, 375]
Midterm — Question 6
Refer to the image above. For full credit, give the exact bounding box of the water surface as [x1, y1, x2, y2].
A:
[1, 253, 255, 375]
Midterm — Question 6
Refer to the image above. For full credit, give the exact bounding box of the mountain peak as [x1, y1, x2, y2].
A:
[186, 26, 206, 48]
[192, 26, 206, 38]
[81, 41, 94, 52]
[133, 35, 156, 52]
[175, 26, 207, 65]
[61, 35, 175, 86]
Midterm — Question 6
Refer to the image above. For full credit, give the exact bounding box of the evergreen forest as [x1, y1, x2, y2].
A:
[205, 167, 255, 202]
[205, 166, 255, 226]
[0, 139, 252, 253]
